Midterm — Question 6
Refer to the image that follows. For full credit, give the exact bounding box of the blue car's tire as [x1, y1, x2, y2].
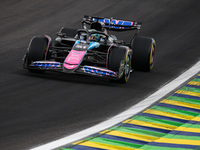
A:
[59, 27, 77, 38]
[55, 27, 77, 47]
[131, 36, 156, 72]
[108, 46, 131, 83]
[24, 37, 49, 73]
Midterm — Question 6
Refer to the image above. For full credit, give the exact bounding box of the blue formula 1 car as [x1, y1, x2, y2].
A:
[23, 15, 156, 83]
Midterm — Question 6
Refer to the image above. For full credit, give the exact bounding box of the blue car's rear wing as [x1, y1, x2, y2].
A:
[82, 15, 141, 31]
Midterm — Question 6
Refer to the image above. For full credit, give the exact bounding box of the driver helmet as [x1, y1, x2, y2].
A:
[89, 33, 100, 42]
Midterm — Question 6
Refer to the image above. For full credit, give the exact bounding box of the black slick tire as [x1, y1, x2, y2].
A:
[131, 36, 156, 72]
[59, 27, 77, 38]
[108, 46, 131, 83]
[24, 37, 49, 73]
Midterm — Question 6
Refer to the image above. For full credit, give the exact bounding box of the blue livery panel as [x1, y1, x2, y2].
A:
[33, 61, 61, 69]
[83, 66, 116, 77]
[93, 18, 134, 29]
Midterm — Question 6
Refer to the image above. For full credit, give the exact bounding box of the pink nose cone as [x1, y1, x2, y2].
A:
[64, 50, 86, 69]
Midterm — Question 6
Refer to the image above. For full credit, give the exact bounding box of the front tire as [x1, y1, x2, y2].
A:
[24, 37, 49, 73]
[108, 46, 131, 83]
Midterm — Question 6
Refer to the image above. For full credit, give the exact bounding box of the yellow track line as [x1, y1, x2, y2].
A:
[160, 99, 200, 110]
[143, 109, 194, 120]
[124, 119, 177, 130]
[80, 141, 140, 150]
[188, 81, 200, 86]
[175, 90, 200, 97]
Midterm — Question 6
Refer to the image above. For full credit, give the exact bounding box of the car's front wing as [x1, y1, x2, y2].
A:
[25, 60, 118, 79]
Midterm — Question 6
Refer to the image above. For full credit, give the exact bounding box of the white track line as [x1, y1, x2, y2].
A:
[30, 60, 200, 150]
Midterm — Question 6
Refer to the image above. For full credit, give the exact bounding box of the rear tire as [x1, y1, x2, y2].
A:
[131, 36, 156, 72]
[24, 37, 49, 73]
[59, 27, 77, 38]
[55, 27, 77, 47]
[108, 47, 131, 83]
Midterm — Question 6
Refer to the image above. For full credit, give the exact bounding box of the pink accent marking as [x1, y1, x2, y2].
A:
[115, 20, 119, 24]
[113, 19, 134, 26]
[64, 64, 78, 69]
[131, 22, 134, 26]
[44, 35, 51, 60]
[64, 50, 86, 69]
[88, 66, 115, 73]
[106, 44, 116, 69]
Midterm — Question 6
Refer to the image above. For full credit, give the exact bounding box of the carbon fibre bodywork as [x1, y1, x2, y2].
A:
[23, 16, 154, 82]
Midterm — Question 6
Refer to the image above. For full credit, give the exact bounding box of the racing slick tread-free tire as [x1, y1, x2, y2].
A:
[131, 36, 156, 72]
[59, 27, 77, 38]
[108, 47, 131, 83]
[25, 37, 49, 73]
[55, 27, 78, 47]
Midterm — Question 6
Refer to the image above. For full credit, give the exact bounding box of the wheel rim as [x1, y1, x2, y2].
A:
[149, 44, 155, 70]
[125, 55, 131, 81]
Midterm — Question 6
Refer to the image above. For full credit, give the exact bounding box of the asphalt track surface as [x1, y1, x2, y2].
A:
[0, 1, 200, 150]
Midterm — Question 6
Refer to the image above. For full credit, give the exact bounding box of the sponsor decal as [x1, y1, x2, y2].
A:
[93, 18, 134, 29]
[83, 66, 116, 77]
[33, 62, 60, 69]
[75, 45, 87, 49]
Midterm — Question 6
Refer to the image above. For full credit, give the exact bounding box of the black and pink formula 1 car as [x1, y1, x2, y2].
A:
[23, 15, 156, 83]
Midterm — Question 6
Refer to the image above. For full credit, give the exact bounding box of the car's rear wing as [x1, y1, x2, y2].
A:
[82, 15, 141, 31]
